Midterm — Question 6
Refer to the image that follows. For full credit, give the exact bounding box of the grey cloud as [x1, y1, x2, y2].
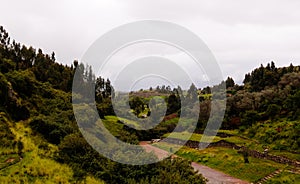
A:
[0, 0, 299, 87]
[122, 0, 300, 26]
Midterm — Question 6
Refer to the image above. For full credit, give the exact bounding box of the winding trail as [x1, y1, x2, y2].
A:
[140, 141, 249, 184]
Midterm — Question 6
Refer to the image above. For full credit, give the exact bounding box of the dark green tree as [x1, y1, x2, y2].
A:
[226, 77, 235, 88]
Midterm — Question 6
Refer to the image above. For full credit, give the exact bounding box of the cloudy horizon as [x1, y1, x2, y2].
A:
[1, 0, 300, 86]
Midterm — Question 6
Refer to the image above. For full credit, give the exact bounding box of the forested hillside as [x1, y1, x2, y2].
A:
[0, 26, 206, 183]
[224, 62, 300, 152]
[0, 25, 299, 184]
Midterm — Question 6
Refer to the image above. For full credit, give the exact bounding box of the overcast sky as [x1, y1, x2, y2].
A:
[1, 0, 300, 86]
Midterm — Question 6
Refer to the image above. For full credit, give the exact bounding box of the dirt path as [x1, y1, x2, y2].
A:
[140, 141, 172, 160]
[191, 162, 249, 184]
[140, 142, 249, 184]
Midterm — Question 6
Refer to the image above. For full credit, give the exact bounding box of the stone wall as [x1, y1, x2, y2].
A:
[162, 138, 300, 167]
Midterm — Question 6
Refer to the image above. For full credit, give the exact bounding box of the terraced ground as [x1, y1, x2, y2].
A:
[151, 131, 300, 183]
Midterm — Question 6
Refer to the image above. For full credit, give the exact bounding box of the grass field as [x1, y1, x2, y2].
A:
[163, 132, 221, 142]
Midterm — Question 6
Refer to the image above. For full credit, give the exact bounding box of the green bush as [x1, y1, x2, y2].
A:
[30, 115, 73, 144]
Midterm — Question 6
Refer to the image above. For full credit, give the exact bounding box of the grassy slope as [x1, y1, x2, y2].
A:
[104, 115, 141, 129]
[0, 119, 104, 184]
[243, 119, 300, 158]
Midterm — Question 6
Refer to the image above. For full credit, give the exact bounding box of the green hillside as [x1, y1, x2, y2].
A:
[1, 25, 299, 184]
[0, 26, 206, 183]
